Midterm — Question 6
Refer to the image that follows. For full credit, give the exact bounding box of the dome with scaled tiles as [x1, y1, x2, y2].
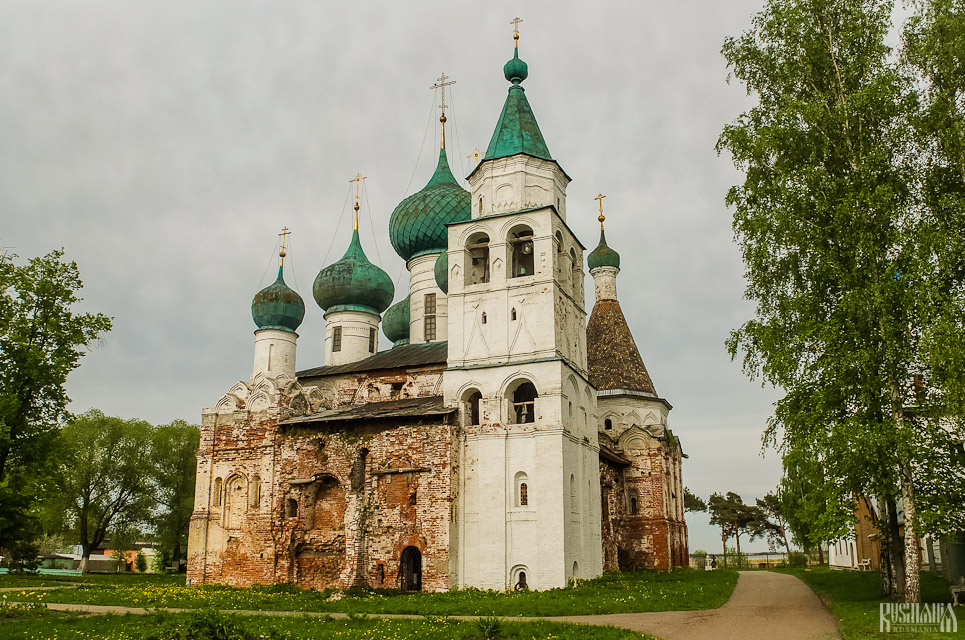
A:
[251, 265, 306, 333]
[382, 295, 410, 346]
[313, 228, 395, 315]
[389, 147, 470, 263]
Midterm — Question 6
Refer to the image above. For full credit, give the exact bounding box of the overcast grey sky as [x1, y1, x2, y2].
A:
[1, 0, 794, 553]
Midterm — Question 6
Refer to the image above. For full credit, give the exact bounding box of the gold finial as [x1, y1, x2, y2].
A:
[278, 226, 290, 266]
[431, 72, 456, 149]
[350, 173, 367, 230]
[595, 193, 606, 229]
[467, 148, 480, 166]
[511, 17, 523, 47]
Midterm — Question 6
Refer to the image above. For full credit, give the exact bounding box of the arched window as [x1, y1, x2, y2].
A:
[286, 498, 298, 518]
[465, 390, 482, 426]
[212, 477, 223, 507]
[604, 418, 613, 430]
[509, 226, 535, 278]
[511, 308, 517, 321]
[514, 471, 529, 507]
[478, 196, 483, 216]
[630, 495, 639, 515]
[466, 233, 490, 285]
[481, 312, 487, 324]
[510, 381, 538, 424]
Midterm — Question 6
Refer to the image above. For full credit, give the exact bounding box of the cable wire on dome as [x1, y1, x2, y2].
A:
[361, 180, 383, 267]
[320, 182, 353, 267]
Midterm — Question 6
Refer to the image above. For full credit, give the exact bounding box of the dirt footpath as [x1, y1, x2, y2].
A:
[547, 571, 841, 640]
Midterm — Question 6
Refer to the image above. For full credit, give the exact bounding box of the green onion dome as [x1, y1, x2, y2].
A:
[251, 265, 306, 333]
[503, 47, 529, 84]
[313, 228, 395, 315]
[382, 295, 410, 346]
[587, 229, 621, 271]
[388, 147, 470, 263]
[433, 251, 448, 294]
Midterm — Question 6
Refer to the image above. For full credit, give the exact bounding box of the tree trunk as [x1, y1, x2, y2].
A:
[721, 531, 728, 568]
[877, 496, 895, 598]
[899, 458, 922, 603]
[735, 527, 742, 568]
[887, 497, 906, 598]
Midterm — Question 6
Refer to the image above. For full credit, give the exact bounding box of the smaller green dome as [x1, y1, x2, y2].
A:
[382, 295, 410, 346]
[252, 266, 305, 333]
[503, 48, 528, 84]
[313, 228, 395, 314]
[434, 251, 448, 294]
[587, 229, 621, 271]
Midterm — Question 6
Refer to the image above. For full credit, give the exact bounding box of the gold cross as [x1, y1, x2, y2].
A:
[511, 16, 523, 44]
[350, 173, 367, 229]
[278, 226, 290, 265]
[467, 148, 480, 166]
[595, 193, 606, 229]
[431, 72, 456, 117]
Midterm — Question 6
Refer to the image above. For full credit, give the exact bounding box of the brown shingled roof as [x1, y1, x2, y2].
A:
[586, 299, 656, 394]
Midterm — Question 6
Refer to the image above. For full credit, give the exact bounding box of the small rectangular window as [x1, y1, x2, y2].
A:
[424, 294, 436, 341]
[368, 327, 377, 353]
[332, 326, 342, 352]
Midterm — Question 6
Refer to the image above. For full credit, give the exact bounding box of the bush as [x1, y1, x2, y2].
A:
[135, 551, 148, 573]
[787, 551, 808, 568]
[7, 540, 41, 575]
[475, 615, 503, 639]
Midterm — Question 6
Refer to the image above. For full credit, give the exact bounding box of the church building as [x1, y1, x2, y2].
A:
[186, 30, 688, 592]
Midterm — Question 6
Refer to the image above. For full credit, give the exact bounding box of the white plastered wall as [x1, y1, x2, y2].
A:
[323, 309, 380, 366]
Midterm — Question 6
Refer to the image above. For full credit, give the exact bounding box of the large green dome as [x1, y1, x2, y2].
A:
[252, 266, 305, 333]
[587, 229, 621, 271]
[313, 228, 395, 315]
[389, 147, 470, 263]
[382, 295, 410, 346]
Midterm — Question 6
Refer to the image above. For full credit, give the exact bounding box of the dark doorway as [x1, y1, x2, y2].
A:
[399, 546, 422, 592]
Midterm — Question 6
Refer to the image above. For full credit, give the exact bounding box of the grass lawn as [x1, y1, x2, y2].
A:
[776, 567, 963, 639]
[0, 607, 656, 640]
[4, 569, 737, 617]
[0, 571, 185, 588]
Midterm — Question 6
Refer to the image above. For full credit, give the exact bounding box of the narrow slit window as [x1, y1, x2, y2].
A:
[332, 326, 342, 352]
[481, 312, 487, 324]
[520, 483, 528, 506]
[368, 327, 377, 353]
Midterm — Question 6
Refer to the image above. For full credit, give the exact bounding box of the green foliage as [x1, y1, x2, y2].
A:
[143, 609, 283, 640]
[49, 410, 155, 569]
[752, 491, 792, 553]
[708, 492, 764, 563]
[786, 551, 808, 567]
[0, 249, 111, 550]
[6, 538, 41, 574]
[0, 598, 46, 619]
[683, 487, 707, 512]
[475, 614, 504, 638]
[719, 0, 965, 601]
[135, 550, 148, 573]
[148, 419, 199, 570]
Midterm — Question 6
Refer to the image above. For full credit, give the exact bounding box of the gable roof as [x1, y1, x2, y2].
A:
[297, 341, 448, 378]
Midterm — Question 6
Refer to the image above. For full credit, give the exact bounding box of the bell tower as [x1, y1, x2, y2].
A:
[444, 25, 602, 591]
